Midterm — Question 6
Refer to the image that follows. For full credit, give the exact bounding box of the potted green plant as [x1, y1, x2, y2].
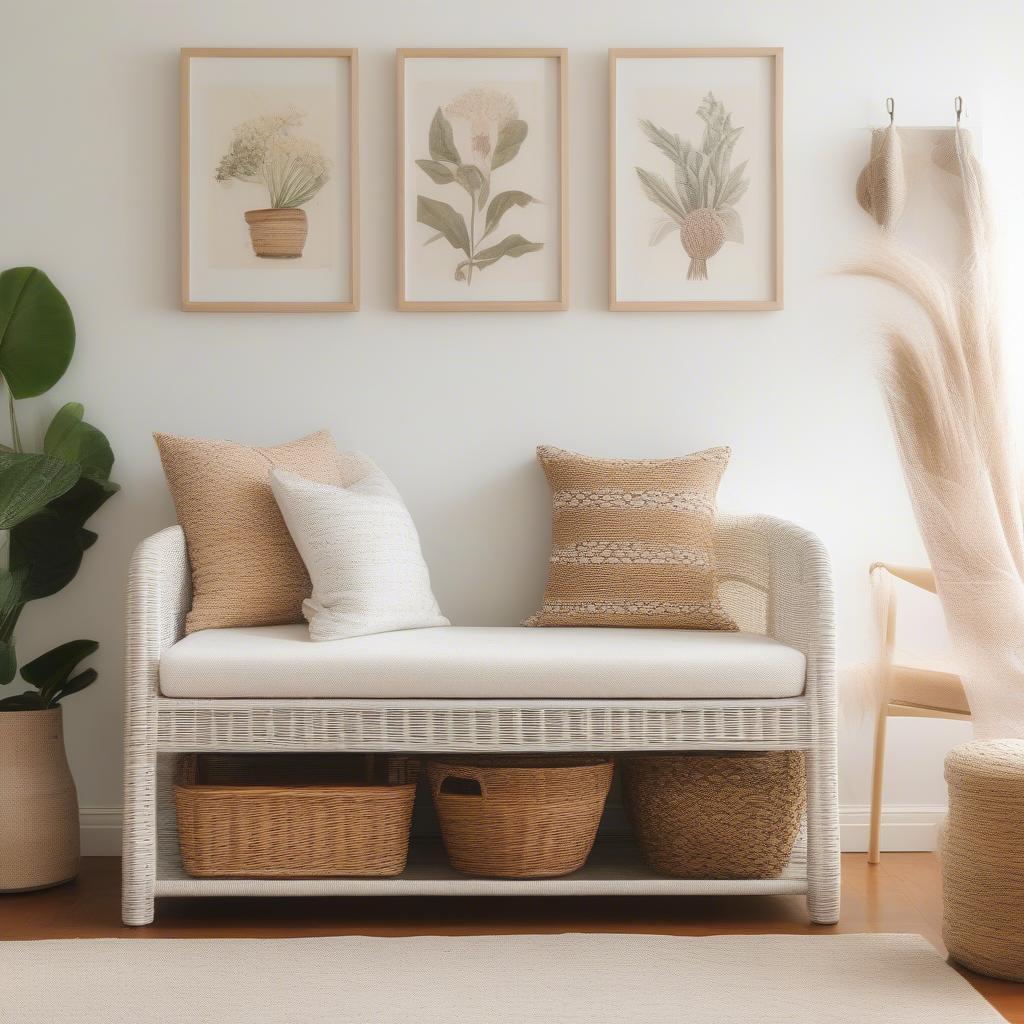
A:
[0, 266, 118, 891]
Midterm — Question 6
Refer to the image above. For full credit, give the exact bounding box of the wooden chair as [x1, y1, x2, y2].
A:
[868, 562, 971, 864]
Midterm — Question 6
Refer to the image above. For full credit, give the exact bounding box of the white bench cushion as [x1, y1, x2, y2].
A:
[159, 625, 806, 700]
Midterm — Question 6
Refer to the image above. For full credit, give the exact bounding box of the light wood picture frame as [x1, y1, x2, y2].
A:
[181, 48, 359, 312]
[397, 48, 568, 311]
[609, 48, 783, 311]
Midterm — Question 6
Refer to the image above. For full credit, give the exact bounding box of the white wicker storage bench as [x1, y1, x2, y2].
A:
[122, 513, 839, 926]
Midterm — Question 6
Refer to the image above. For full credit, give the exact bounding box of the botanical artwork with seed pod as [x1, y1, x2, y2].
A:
[181, 50, 359, 311]
[610, 49, 782, 311]
[399, 51, 568, 311]
[635, 94, 749, 281]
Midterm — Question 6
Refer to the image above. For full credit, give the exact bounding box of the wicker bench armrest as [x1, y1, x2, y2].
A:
[125, 526, 190, 703]
[763, 517, 836, 709]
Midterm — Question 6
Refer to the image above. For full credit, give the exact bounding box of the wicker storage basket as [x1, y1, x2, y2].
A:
[622, 752, 805, 879]
[428, 756, 613, 878]
[175, 753, 417, 878]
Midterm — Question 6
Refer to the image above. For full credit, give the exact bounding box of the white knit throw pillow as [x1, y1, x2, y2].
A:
[270, 465, 449, 641]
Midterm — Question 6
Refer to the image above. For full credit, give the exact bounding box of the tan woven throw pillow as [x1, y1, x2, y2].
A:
[154, 430, 366, 633]
[525, 445, 737, 630]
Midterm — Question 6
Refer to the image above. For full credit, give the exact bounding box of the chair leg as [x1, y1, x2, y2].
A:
[121, 716, 157, 926]
[868, 705, 888, 865]
[806, 746, 841, 925]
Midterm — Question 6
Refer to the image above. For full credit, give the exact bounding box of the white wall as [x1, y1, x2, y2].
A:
[6, 0, 1024, 852]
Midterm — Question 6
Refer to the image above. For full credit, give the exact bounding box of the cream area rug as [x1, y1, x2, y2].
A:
[0, 933, 1004, 1023]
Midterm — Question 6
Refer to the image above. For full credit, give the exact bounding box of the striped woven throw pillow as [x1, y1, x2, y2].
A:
[525, 445, 737, 630]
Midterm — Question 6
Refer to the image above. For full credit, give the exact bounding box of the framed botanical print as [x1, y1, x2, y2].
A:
[609, 48, 782, 311]
[181, 48, 359, 312]
[397, 49, 568, 311]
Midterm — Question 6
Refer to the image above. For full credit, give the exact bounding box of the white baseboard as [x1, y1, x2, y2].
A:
[80, 807, 122, 856]
[79, 804, 949, 858]
[837, 804, 946, 853]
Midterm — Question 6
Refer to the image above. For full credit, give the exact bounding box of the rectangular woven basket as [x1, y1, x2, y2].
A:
[174, 753, 417, 878]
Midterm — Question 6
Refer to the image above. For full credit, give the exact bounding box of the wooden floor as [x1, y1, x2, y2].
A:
[1, 853, 1021, 1021]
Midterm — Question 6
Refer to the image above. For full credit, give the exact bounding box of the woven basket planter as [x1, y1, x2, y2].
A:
[943, 739, 1024, 982]
[428, 756, 613, 878]
[244, 208, 308, 259]
[175, 753, 417, 878]
[622, 752, 805, 879]
[0, 708, 79, 892]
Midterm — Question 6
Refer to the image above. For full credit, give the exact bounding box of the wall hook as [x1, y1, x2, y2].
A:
[886, 97, 895, 125]
[954, 95, 963, 124]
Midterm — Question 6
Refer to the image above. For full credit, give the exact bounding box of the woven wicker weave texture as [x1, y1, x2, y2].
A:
[942, 739, 1024, 982]
[623, 752, 805, 879]
[122, 513, 838, 925]
[428, 756, 613, 878]
[174, 754, 416, 879]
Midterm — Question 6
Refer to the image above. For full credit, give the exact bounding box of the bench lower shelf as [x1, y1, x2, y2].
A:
[154, 837, 808, 898]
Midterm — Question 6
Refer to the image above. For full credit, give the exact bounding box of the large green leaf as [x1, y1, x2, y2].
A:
[0, 639, 16, 686]
[0, 568, 24, 616]
[48, 475, 119, 526]
[0, 268, 75, 399]
[415, 159, 456, 185]
[20, 638, 98, 702]
[0, 691, 46, 711]
[490, 120, 527, 171]
[416, 196, 470, 255]
[428, 108, 461, 164]
[10, 471, 116, 598]
[9, 509, 92, 601]
[0, 451, 80, 531]
[43, 402, 115, 482]
[51, 668, 98, 705]
[10, 475, 116, 602]
[483, 191, 536, 240]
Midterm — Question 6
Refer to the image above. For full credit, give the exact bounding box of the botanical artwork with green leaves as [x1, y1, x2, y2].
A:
[635, 93, 749, 281]
[415, 88, 543, 285]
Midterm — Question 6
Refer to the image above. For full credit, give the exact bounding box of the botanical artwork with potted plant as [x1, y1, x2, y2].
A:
[399, 51, 567, 310]
[0, 266, 119, 890]
[181, 49, 358, 311]
[415, 89, 543, 286]
[215, 106, 330, 261]
[610, 49, 782, 311]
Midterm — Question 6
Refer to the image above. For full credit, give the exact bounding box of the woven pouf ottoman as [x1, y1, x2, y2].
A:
[942, 739, 1024, 981]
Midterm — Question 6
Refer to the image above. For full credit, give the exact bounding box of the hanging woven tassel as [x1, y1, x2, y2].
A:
[856, 100, 907, 231]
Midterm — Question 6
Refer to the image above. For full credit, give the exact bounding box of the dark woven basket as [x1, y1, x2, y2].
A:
[622, 752, 805, 879]
[428, 755, 614, 878]
[175, 753, 417, 878]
